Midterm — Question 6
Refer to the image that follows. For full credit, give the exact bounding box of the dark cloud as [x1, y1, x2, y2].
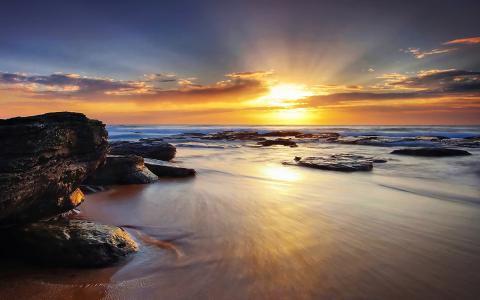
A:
[307, 70, 480, 107]
[388, 70, 480, 92]
[144, 73, 177, 82]
[0, 71, 269, 103]
[0, 72, 146, 96]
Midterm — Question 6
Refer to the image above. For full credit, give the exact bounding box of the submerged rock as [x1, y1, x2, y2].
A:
[7, 219, 138, 267]
[257, 138, 298, 147]
[443, 136, 480, 148]
[110, 140, 176, 161]
[260, 130, 303, 137]
[0, 112, 108, 226]
[84, 155, 158, 185]
[283, 154, 375, 172]
[145, 159, 196, 177]
[201, 131, 265, 141]
[391, 148, 471, 157]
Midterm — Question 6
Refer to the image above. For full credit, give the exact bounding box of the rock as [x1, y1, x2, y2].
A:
[283, 154, 374, 172]
[260, 131, 303, 137]
[443, 136, 480, 148]
[84, 155, 158, 185]
[257, 138, 298, 147]
[7, 219, 138, 267]
[391, 148, 471, 157]
[109, 140, 176, 161]
[201, 131, 265, 141]
[144, 159, 196, 177]
[0, 112, 108, 227]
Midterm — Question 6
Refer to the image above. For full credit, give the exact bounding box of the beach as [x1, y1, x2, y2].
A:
[1, 125, 480, 300]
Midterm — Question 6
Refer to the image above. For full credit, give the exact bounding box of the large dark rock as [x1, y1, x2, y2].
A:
[283, 154, 375, 172]
[7, 219, 138, 267]
[145, 159, 196, 177]
[391, 148, 471, 157]
[84, 155, 158, 185]
[0, 112, 108, 227]
[110, 140, 176, 161]
[257, 138, 298, 147]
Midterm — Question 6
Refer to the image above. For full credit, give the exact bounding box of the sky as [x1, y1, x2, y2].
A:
[1, 0, 479, 124]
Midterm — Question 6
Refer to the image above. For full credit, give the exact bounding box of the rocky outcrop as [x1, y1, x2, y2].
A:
[260, 130, 303, 137]
[7, 219, 138, 267]
[201, 131, 265, 141]
[145, 159, 196, 177]
[198, 130, 340, 142]
[257, 138, 298, 147]
[283, 154, 376, 172]
[391, 148, 471, 157]
[0, 112, 108, 227]
[110, 140, 176, 161]
[84, 155, 158, 185]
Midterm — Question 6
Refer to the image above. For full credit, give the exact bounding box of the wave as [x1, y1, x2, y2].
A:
[108, 125, 480, 142]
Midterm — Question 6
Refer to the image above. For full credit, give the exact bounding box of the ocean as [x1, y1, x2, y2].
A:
[2, 125, 480, 299]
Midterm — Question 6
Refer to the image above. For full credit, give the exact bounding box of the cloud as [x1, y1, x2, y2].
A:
[144, 73, 177, 82]
[0, 70, 271, 104]
[402, 47, 454, 59]
[225, 70, 274, 79]
[0, 72, 152, 96]
[402, 36, 480, 59]
[444, 36, 480, 45]
[386, 69, 480, 92]
[305, 69, 480, 107]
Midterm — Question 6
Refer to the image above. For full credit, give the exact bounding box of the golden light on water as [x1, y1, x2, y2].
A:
[261, 165, 302, 182]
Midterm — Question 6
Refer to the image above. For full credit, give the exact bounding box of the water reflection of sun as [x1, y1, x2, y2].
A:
[262, 165, 302, 182]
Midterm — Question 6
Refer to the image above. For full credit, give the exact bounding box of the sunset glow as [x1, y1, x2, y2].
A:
[0, 1, 479, 125]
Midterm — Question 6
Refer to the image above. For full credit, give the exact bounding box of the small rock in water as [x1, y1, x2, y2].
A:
[145, 159, 196, 177]
[283, 154, 375, 172]
[6, 219, 138, 267]
[110, 140, 176, 161]
[84, 155, 158, 185]
[391, 148, 471, 157]
[257, 138, 298, 147]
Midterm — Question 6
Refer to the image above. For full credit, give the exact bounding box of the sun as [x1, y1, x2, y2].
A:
[262, 83, 314, 107]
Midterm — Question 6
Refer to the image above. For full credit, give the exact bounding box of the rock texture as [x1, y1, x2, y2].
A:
[0, 112, 108, 227]
[283, 154, 375, 172]
[391, 148, 471, 157]
[8, 219, 138, 267]
[110, 140, 176, 161]
[257, 138, 298, 147]
[84, 155, 158, 185]
[145, 159, 196, 177]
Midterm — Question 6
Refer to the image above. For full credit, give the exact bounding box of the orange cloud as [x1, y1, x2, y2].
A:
[444, 36, 480, 45]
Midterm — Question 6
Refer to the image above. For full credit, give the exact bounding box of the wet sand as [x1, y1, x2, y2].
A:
[1, 143, 480, 300]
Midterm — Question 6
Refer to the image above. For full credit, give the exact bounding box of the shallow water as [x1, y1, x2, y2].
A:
[1, 126, 480, 300]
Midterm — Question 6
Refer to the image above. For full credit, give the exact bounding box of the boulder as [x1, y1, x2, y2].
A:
[84, 155, 158, 185]
[109, 140, 176, 161]
[391, 148, 471, 157]
[0, 112, 108, 227]
[257, 138, 298, 147]
[144, 159, 196, 177]
[283, 154, 374, 172]
[7, 219, 138, 267]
